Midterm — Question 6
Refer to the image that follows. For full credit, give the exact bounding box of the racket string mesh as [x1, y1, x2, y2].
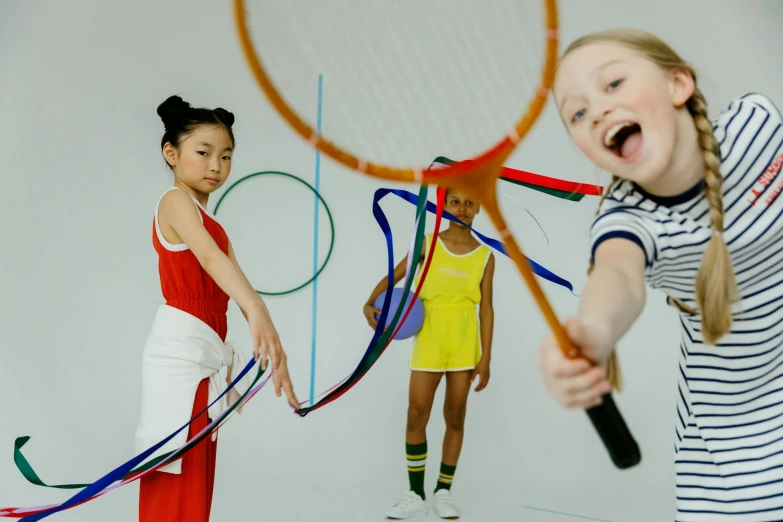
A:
[245, 0, 545, 168]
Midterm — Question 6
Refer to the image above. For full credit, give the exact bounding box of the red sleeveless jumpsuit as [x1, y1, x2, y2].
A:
[139, 190, 230, 522]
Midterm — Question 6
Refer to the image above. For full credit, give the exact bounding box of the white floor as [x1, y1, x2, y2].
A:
[1, 475, 664, 522]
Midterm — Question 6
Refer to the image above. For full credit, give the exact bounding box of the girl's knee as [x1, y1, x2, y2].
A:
[407, 405, 431, 430]
[443, 404, 467, 431]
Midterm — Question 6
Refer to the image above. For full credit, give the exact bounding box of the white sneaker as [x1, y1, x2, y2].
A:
[433, 489, 461, 519]
[385, 491, 428, 519]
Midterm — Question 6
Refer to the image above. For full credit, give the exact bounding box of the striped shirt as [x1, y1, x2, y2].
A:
[590, 93, 783, 521]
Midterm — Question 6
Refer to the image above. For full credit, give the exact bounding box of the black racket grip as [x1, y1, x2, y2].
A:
[585, 393, 641, 469]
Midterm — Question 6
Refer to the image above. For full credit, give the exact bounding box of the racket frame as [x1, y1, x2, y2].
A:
[232, 0, 641, 470]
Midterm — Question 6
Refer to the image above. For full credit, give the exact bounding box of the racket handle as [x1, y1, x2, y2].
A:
[585, 393, 641, 469]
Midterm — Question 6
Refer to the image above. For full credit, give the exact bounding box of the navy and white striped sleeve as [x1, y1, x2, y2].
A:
[741, 92, 783, 124]
[714, 92, 782, 147]
[589, 207, 657, 267]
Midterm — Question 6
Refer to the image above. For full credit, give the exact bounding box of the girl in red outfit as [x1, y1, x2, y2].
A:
[135, 95, 299, 522]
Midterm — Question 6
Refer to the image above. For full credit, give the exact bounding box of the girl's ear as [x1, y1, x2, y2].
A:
[162, 142, 178, 168]
[670, 67, 695, 108]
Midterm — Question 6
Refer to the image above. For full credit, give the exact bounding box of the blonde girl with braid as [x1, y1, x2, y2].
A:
[538, 29, 783, 519]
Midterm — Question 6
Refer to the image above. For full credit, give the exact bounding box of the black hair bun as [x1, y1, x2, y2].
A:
[157, 95, 191, 126]
[213, 107, 235, 127]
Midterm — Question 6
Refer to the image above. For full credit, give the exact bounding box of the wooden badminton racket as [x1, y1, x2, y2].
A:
[233, 0, 640, 469]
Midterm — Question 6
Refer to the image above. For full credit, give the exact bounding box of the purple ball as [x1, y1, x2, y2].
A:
[374, 288, 425, 340]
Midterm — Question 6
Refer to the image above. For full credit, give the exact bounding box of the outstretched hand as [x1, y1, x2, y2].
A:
[247, 306, 300, 409]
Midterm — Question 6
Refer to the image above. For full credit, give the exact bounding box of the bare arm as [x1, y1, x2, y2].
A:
[364, 243, 426, 307]
[478, 253, 495, 360]
[227, 240, 253, 321]
[160, 189, 264, 317]
[577, 237, 647, 363]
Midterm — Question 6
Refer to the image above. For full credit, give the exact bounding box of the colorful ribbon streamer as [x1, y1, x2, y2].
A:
[2, 185, 441, 520]
[4, 183, 576, 519]
[2, 359, 272, 520]
[293, 184, 439, 416]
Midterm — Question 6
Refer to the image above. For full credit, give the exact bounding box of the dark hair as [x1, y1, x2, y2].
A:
[157, 95, 236, 153]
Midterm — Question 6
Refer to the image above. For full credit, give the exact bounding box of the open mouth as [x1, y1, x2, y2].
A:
[603, 122, 642, 159]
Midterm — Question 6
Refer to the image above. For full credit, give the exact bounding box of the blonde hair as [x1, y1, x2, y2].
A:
[564, 29, 738, 389]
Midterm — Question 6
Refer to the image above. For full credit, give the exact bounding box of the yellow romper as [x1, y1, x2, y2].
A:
[409, 233, 492, 372]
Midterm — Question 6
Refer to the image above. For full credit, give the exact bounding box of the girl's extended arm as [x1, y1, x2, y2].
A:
[576, 237, 647, 363]
[227, 240, 255, 321]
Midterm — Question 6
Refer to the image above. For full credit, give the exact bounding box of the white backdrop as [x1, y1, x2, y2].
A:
[1, 1, 782, 521]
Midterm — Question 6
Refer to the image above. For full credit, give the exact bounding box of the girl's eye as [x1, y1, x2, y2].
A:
[607, 79, 623, 92]
[571, 109, 585, 124]
[198, 151, 208, 156]
[222, 156, 232, 161]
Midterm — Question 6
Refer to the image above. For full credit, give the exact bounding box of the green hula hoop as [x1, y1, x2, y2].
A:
[212, 170, 335, 296]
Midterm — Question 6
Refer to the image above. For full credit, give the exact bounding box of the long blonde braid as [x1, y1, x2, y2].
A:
[687, 89, 738, 343]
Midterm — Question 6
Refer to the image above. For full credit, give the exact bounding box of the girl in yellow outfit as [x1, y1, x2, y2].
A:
[363, 189, 495, 520]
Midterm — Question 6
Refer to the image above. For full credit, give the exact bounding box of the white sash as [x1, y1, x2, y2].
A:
[135, 305, 250, 474]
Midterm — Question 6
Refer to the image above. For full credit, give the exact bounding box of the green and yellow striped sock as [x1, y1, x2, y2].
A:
[406, 441, 427, 499]
[435, 462, 457, 492]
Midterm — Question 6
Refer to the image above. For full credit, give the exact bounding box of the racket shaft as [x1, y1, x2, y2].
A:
[586, 394, 641, 469]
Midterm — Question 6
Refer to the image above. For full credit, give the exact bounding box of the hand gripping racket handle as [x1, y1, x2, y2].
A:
[586, 394, 641, 469]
